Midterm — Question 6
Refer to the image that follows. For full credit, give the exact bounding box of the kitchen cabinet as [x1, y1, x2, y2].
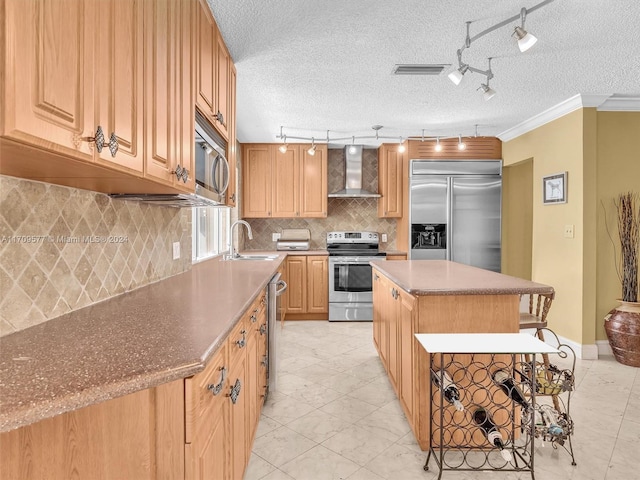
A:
[143, 0, 195, 192]
[1, 0, 194, 194]
[283, 255, 329, 319]
[227, 64, 238, 206]
[195, 0, 234, 142]
[185, 343, 229, 480]
[300, 146, 328, 217]
[377, 144, 404, 218]
[242, 144, 328, 218]
[1, 288, 269, 480]
[373, 272, 400, 393]
[398, 288, 417, 425]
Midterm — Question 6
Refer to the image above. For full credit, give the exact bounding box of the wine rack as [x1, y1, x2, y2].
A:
[416, 332, 573, 480]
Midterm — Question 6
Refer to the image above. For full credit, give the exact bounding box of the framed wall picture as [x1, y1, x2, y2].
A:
[542, 172, 568, 204]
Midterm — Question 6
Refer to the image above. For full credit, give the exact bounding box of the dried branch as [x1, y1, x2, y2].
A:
[614, 192, 639, 302]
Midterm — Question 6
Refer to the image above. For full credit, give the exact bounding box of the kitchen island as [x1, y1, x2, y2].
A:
[370, 259, 554, 450]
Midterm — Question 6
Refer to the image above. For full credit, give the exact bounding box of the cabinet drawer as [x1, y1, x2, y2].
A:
[185, 342, 228, 443]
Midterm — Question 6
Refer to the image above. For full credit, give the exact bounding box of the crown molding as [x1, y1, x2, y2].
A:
[497, 94, 612, 142]
[597, 95, 640, 111]
[498, 94, 640, 141]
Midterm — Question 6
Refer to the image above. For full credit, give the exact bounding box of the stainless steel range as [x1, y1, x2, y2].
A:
[327, 231, 386, 321]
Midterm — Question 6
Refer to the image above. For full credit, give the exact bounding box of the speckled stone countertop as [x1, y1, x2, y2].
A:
[0, 254, 285, 433]
[370, 260, 554, 296]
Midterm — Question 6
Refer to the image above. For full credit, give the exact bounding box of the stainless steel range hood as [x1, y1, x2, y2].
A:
[328, 146, 380, 198]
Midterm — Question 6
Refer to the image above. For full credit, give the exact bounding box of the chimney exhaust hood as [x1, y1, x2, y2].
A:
[328, 146, 380, 198]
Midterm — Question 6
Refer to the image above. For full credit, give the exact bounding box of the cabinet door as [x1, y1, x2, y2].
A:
[229, 323, 248, 480]
[272, 145, 299, 217]
[185, 343, 229, 480]
[214, 33, 230, 140]
[378, 145, 403, 218]
[398, 290, 416, 422]
[94, 0, 144, 174]
[246, 323, 259, 448]
[388, 285, 399, 392]
[242, 144, 272, 218]
[300, 144, 327, 217]
[226, 63, 237, 206]
[143, 0, 176, 186]
[373, 270, 382, 353]
[2, 0, 94, 161]
[195, 0, 215, 119]
[285, 256, 306, 314]
[174, 0, 195, 192]
[306, 256, 328, 314]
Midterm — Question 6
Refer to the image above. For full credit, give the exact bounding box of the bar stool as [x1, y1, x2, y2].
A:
[520, 292, 560, 411]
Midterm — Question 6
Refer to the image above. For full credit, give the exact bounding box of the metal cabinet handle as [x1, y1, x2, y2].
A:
[236, 330, 246, 348]
[207, 366, 227, 396]
[259, 323, 267, 336]
[261, 355, 268, 367]
[173, 164, 189, 183]
[251, 314, 257, 323]
[374, 273, 379, 280]
[215, 110, 226, 127]
[228, 378, 241, 404]
[81, 126, 118, 157]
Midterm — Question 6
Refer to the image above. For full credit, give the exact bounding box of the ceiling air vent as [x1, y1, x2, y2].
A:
[392, 64, 450, 75]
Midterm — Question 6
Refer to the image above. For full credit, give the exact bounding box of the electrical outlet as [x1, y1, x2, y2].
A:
[272, 233, 281, 242]
[564, 224, 574, 238]
[172, 242, 181, 259]
[381, 233, 388, 242]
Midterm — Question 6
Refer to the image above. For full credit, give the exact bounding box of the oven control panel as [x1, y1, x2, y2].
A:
[327, 231, 378, 244]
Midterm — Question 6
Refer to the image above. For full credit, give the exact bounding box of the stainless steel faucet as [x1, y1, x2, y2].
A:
[229, 220, 253, 258]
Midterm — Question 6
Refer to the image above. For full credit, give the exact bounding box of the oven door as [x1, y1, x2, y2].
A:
[328, 256, 381, 303]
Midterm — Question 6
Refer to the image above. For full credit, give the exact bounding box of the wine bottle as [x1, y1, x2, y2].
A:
[431, 368, 464, 411]
[472, 407, 512, 461]
[539, 405, 564, 439]
[492, 369, 531, 411]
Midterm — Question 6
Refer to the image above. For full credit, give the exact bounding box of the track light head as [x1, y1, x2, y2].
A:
[480, 83, 496, 101]
[514, 26, 537, 52]
[279, 135, 288, 153]
[434, 137, 443, 152]
[398, 137, 406, 153]
[448, 64, 469, 85]
[308, 138, 316, 156]
[457, 135, 466, 151]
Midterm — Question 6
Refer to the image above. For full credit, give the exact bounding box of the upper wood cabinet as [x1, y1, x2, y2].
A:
[227, 64, 238, 206]
[195, 0, 232, 141]
[143, 0, 195, 192]
[242, 144, 328, 218]
[1, 0, 196, 194]
[378, 144, 403, 218]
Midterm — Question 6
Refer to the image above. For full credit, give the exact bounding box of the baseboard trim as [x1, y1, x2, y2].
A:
[596, 340, 613, 357]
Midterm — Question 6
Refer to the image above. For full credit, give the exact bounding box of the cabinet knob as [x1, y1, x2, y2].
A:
[259, 323, 267, 336]
[172, 165, 189, 183]
[236, 330, 246, 348]
[215, 111, 226, 127]
[251, 314, 257, 323]
[230, 193, 236, 202]
[80, 126, 118, 157]
[207, 366, 227, 396]
[227, 378, 242, 404]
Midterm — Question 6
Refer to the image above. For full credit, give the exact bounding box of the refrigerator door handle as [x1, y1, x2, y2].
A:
[446, 177, 453, 261]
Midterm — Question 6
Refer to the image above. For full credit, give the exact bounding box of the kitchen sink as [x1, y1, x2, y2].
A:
[225, 254, 279, 261]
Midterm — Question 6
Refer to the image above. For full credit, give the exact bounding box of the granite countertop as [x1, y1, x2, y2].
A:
[370, 260, 554, 296]
[0, 254, 286, 433]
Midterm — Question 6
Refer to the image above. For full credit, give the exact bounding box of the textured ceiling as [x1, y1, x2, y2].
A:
[207, 0, 640, 145]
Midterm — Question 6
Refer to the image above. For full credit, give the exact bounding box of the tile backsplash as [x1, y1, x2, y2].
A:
[0, 175, 192, 337]
[245, 148, 398, 250]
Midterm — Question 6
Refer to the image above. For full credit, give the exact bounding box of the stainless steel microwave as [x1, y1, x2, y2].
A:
[195, 112, 230, 205]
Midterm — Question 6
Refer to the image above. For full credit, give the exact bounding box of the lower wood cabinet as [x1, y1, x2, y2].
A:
[283, 254, 328, 320]
[0, 289, 269, 480]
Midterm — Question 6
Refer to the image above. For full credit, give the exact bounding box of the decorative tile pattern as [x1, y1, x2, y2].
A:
[0, 175, 191, 337]
[245, 148, 397, 251]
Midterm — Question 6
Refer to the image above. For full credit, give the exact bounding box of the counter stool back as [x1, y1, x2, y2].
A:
[519, 292, 560, 411]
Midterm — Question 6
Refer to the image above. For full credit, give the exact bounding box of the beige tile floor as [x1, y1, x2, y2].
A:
[246, 321, 640, 480]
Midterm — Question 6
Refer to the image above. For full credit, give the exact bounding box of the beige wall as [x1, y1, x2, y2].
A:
[596, 112, 640, 341]
[503, 109, 640, 348]
[0, 175, 192, 337]
[502, 159, 533, 280]
[502, 110, 589, 344]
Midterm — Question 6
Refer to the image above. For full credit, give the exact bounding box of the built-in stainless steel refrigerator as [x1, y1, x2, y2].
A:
[409, 160, 502, 272]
